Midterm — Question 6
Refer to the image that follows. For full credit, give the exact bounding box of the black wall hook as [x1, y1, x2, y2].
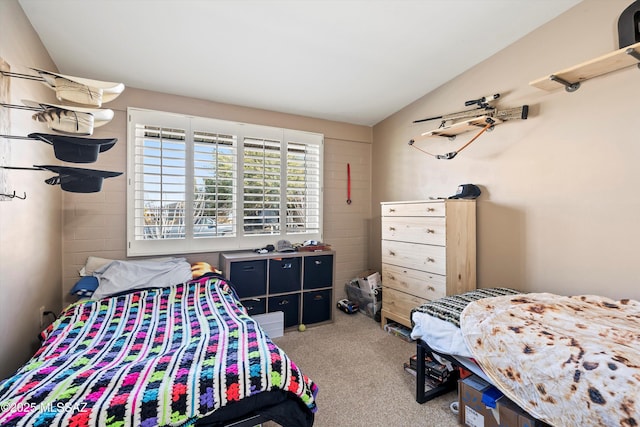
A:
[0, 190, 27, 200]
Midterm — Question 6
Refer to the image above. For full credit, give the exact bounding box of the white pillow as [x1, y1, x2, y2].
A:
[92, 258, 193, 300]
[79, 256, 114, 276]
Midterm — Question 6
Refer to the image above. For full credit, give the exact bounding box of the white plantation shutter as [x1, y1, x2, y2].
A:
[193, 130, 237, 238]
[286, 136, 320, 234]
[133, 125, 187, 240]
[127, 108, 323, 256]
[242, 137, 282, 236]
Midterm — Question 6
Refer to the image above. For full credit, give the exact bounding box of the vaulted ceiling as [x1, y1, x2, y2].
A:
[19, 0, 582, 126]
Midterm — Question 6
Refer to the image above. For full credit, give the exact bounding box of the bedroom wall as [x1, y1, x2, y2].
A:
[0, 0, 63, 380]
[2, 0, 373, 379]
[61, 85, 374, 306]
[370, 0, 640, 300]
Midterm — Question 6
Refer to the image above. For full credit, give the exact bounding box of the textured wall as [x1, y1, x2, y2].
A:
[371, 0, 640, 300]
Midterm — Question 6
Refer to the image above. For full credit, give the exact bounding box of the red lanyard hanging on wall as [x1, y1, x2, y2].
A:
[346, 163, 352, 205]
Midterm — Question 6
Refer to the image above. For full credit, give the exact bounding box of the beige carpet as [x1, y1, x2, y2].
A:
[267, 310, 460, 427]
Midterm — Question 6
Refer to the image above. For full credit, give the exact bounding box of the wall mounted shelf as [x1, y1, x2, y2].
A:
[417, 116, 501, 140]
[530, 41, 640, 92]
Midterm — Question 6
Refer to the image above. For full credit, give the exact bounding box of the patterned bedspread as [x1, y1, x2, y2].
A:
[0, 276, 318, 427]
[411, 287, 520, 327]
[461, 293, 640, 427]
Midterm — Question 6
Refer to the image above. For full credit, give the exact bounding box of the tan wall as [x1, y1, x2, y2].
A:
[0, 0, 62, 379]
[371, 0, 640, 300]
[61, 87, 373, 306]
[1, 0, 373, 379]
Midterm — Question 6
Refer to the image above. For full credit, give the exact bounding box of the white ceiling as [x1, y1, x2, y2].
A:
[18, 0, 581, 126]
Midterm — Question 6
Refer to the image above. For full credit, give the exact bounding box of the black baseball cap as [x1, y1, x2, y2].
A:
[449, 184, 481, 199]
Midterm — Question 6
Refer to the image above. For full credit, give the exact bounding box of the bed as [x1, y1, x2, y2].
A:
[410, 288, 640, 427]
[0, 258, 318, 427]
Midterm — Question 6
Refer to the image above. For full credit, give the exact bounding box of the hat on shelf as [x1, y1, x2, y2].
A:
[30, 67, 125, 107]
[35, 164, 122, 193]
[28, 133, 117, 163]
[276, 239, 296, 253]
[22, 99, 114, 135]
[448, 183, 481, 199]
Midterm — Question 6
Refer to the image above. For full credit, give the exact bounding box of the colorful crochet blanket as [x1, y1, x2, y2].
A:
[0, 276, 318, 426]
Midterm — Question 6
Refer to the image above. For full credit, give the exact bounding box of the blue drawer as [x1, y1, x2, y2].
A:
[269, 257, 301, 294]
[302, 289, 332, 324]
[230, 260, 267, 298]
[303, 255, 333, 289]
[241, 297, 266, 316]
[268, 293, 300, 328]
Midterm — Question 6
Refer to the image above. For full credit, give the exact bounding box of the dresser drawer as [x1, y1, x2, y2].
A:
[381, 240, 446, 275]
[381, 201, 445, 217]
[381, 216, 446, 245]
[382, 263, 446, 300]
[382, 287, 428, 325]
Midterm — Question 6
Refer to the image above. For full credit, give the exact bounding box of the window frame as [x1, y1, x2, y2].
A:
[126, 107, 323, 256]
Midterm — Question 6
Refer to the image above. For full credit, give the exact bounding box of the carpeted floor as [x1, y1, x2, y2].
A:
[267, 310, 460, 427]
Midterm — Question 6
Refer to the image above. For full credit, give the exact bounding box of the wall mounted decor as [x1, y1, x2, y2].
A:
[408, 94, 529, 159]
[0, 57, 11, 201]
[0, 67, 124, 107]
[0, 164, 122, 193]
[0, 100, 114, 135]
[0, 133, 117, 163]
[530, 41, 640, 93]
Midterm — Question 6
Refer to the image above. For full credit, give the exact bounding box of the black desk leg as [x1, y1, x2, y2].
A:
[415, 339, 458, 404]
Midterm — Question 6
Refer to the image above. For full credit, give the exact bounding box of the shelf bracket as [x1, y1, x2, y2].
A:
[549, 74, 581, 92]
[625, 47, 640, 68]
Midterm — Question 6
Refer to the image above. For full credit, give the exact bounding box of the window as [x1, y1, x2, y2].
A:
[127, 108, 323, 256]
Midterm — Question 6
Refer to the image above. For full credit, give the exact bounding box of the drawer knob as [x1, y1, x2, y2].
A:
[389, 250, 396, 256]
[426, 257, 435, 263]
[389, 274, 395, 280]
[428, 286, 435, 292]
[278, 300, 289, 306]
[427, 208, 435, 212]
[389, 208, 396, 213]
[389, 226, 396, 231]
[426, 228, 435, 234]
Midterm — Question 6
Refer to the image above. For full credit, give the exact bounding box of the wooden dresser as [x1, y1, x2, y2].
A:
[380, 199, 476, 328]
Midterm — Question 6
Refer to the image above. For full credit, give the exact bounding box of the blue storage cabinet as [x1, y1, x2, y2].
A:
[221, 250, 334, 329]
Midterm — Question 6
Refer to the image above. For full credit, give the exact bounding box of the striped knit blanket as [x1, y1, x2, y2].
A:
[0, 276, 318, 427]
[411, 287, 521, 327]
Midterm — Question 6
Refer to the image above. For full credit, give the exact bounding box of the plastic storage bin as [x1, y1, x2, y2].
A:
[345, 281, 382, 318]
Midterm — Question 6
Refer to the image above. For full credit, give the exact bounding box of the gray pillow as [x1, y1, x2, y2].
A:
[92, 258, 192, 300]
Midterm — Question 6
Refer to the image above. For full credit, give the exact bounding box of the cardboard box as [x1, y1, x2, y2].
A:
[383, 322, 413, 342]
[496, 396, 522, 427]
[519, 412, 551, 427]
[356, 270, 381, 291]
[459, 375, 498, 427]
[409, 354, 451, 384]
[459, 376, 550, 427]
